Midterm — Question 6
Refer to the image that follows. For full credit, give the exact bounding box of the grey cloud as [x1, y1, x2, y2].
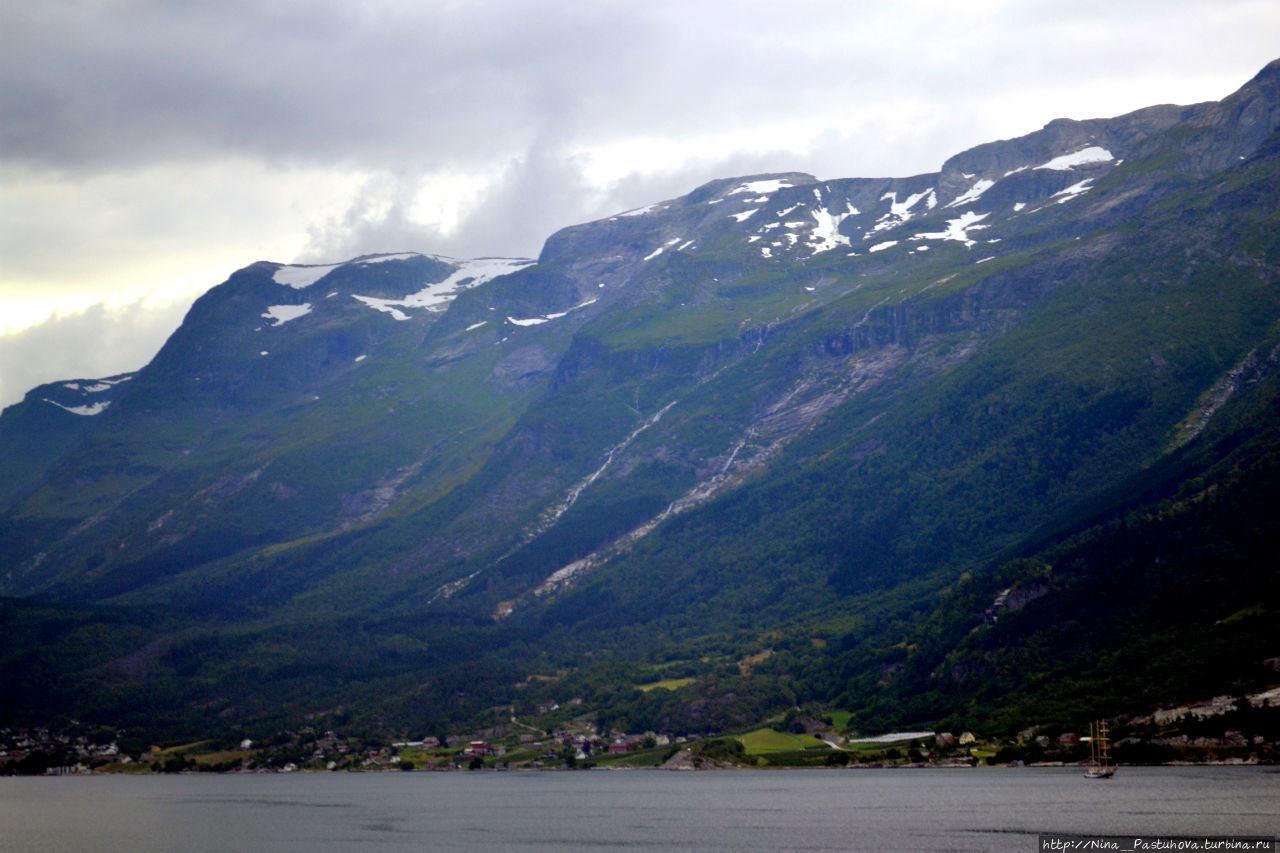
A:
[5, 1, 1278, 187]
[299, 137, 834, 263]
[1, 2, 662, 172]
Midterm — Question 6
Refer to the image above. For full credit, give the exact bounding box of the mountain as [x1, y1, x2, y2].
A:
[3, 60, 1280, 740]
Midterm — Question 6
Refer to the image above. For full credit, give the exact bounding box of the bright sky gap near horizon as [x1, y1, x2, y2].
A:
[2, 1, 1279, 408]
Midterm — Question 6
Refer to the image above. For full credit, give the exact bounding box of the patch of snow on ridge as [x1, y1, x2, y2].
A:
[401, 257, 533, 309]
[885, 189, 932, 219]
[912, 211, 991, 247]
[730, 209, 758, 223]
[870, 189, 930, 235]
[352, 295, 410, 321]
[729, 178, 794, 195]
[273, 263, 344, 289]
[358, 252, 422, 264]
[869, 240, 898, 253]
[807, 205, 856, 254]
[1054, 179, 1095, 202]
[262, 303, 312, 326]
[351, 257, 534, 319]
[617, 203, 659, 217]
[508, 298, 598, 327]
[1037, 146, 1113, 171]
[947, 179, 995, 208]
[44, 399, 110, 416]
[73, 375, 132, 392]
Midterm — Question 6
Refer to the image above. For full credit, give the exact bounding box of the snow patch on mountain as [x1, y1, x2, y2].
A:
[886, 189, 933, 219]
[807, 205, 856, 254]
[947, 179, 995, 208]
[912, 211, 991, 247]
[1037, 146, 1114, 171]
[616, 203, 660, 218]
[507, 298, 598, 327]
[729, 178, 794, 196]
[870, 189, 934, 236]
[357, 253, 423, 264]
[262, 304, 313, 326]
[730, 209, 759, 223]
[352, 295, 411, 321]
[273, 263, 344, 289]
[351, 257, 533, 320]
[45, 399, 110, 416]
[1053, 179, 1095, 202]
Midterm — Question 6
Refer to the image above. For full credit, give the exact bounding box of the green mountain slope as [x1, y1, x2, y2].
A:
[2, 60, 1280, 741]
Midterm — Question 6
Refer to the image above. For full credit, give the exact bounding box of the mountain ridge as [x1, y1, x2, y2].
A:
[3, 61, 1280, 740]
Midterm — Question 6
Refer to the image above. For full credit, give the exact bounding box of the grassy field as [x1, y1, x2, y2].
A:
[827, 711, 853, 732]
[637, 677, 695, 692]
[736, 728, 829, 755]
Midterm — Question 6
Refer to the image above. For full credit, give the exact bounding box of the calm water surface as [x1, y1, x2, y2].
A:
[1, 766, 1277, 852]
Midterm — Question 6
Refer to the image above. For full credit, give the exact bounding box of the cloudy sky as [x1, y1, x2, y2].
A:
[2, 1, 1278, 408]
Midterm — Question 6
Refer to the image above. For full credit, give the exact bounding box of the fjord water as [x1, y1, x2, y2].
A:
[1, 767, 1277, 852]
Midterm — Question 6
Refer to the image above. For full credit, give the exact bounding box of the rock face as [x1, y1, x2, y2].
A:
[3, 60, 1280, 735]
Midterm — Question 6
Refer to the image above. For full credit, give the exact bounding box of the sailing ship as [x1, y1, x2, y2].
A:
[1083, 720, 1116, 778]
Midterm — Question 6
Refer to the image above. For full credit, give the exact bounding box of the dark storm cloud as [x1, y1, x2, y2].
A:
[6, 1, 1279, 177]
[0, 1, 673, 172]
